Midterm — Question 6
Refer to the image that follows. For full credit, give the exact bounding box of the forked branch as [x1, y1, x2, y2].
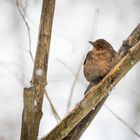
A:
[20, 0, 56, 140]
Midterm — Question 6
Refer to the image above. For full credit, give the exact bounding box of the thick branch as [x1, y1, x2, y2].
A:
[20, 0, 55, 140]
[62, 96, 108, 140]
[41, 35, 140, 140]
[62, 24, 140, 140]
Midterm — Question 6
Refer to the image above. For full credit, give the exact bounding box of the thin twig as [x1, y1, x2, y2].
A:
[104, 104, 140, 138]
[16, 0, 60, 122]
[66, 60, 83, 114]
[45, 90, 61, 121]
[16, 0, 32, 56]
[56, 59, 76, 76]
[66, 8, 100, 114]
[56, 58, 86, 86]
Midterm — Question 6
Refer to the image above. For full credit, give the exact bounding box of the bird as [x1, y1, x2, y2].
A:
[83, 39, 120, 94]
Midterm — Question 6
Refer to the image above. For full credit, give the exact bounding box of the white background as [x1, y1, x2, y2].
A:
[0, 0, 140, 139]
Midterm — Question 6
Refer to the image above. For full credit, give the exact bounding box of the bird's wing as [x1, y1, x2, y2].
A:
[83, 51, 92, 65]
[110, 51, 120, 68]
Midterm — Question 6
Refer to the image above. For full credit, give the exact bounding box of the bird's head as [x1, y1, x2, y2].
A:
[89, 39, 113, 51]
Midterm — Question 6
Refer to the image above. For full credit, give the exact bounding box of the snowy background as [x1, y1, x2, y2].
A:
[0, 0, 140, 139]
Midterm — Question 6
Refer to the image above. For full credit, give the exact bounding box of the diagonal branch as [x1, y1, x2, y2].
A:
[41, 24, 140, 140]
[20, 0, 56, 140]
[16, 0, 60, 122]
[62, 96, 108, 140]
[104, 105, 140, 138]
[16, 0, 33, 61]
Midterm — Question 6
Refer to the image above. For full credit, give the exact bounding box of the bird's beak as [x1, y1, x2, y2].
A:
[89, 41, 97, 48]
[88, 41, 94, 46]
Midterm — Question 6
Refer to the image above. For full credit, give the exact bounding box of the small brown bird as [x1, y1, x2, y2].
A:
[84, 39, 120, 93]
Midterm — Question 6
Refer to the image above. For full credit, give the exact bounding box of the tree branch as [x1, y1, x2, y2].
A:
[20, 0, 56, 140]
[41, 24, 140, 140]
[62, 96, 108, 140]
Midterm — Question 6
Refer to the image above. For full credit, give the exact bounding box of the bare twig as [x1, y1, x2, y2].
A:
[66, 60, 83, 114]
[45, 90, 61, 121]
[16, 0, 60, 122]
[104, 105, 140, 138]
[56, 59, 76, 76]
[16, 0, 33, 61]
[56, 58, 86, 86]
[66, 8, 100, 113]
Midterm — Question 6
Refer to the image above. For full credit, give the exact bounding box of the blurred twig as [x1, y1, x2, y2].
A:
[57, 46, 140, 139]
[66, 8, 100, 114]
[66, 60, 83, 113]
[16, 0, 61, 122]
[16, 0, 33, 61]
[56, 58, 86, 86]
[56, 59, 76, 76]
[104, 104, 140, 138]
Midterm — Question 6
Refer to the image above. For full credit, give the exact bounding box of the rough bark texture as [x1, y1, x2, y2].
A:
[20, 0, 56, 140]
[62, 96, 108, 140]
[62, 24, 140, 140]
[20, 87, 35, 140]
[41, 25, 140, 140]
[118, 24, 140, 57]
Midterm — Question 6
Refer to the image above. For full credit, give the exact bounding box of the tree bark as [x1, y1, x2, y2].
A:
[20, 0, 56, 140]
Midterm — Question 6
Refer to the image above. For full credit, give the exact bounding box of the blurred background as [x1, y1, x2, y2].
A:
[0, 0, 140, 139]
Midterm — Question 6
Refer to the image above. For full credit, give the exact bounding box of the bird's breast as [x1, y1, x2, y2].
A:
[92, 50, 111, 61]
[84, 50, 113, 82]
